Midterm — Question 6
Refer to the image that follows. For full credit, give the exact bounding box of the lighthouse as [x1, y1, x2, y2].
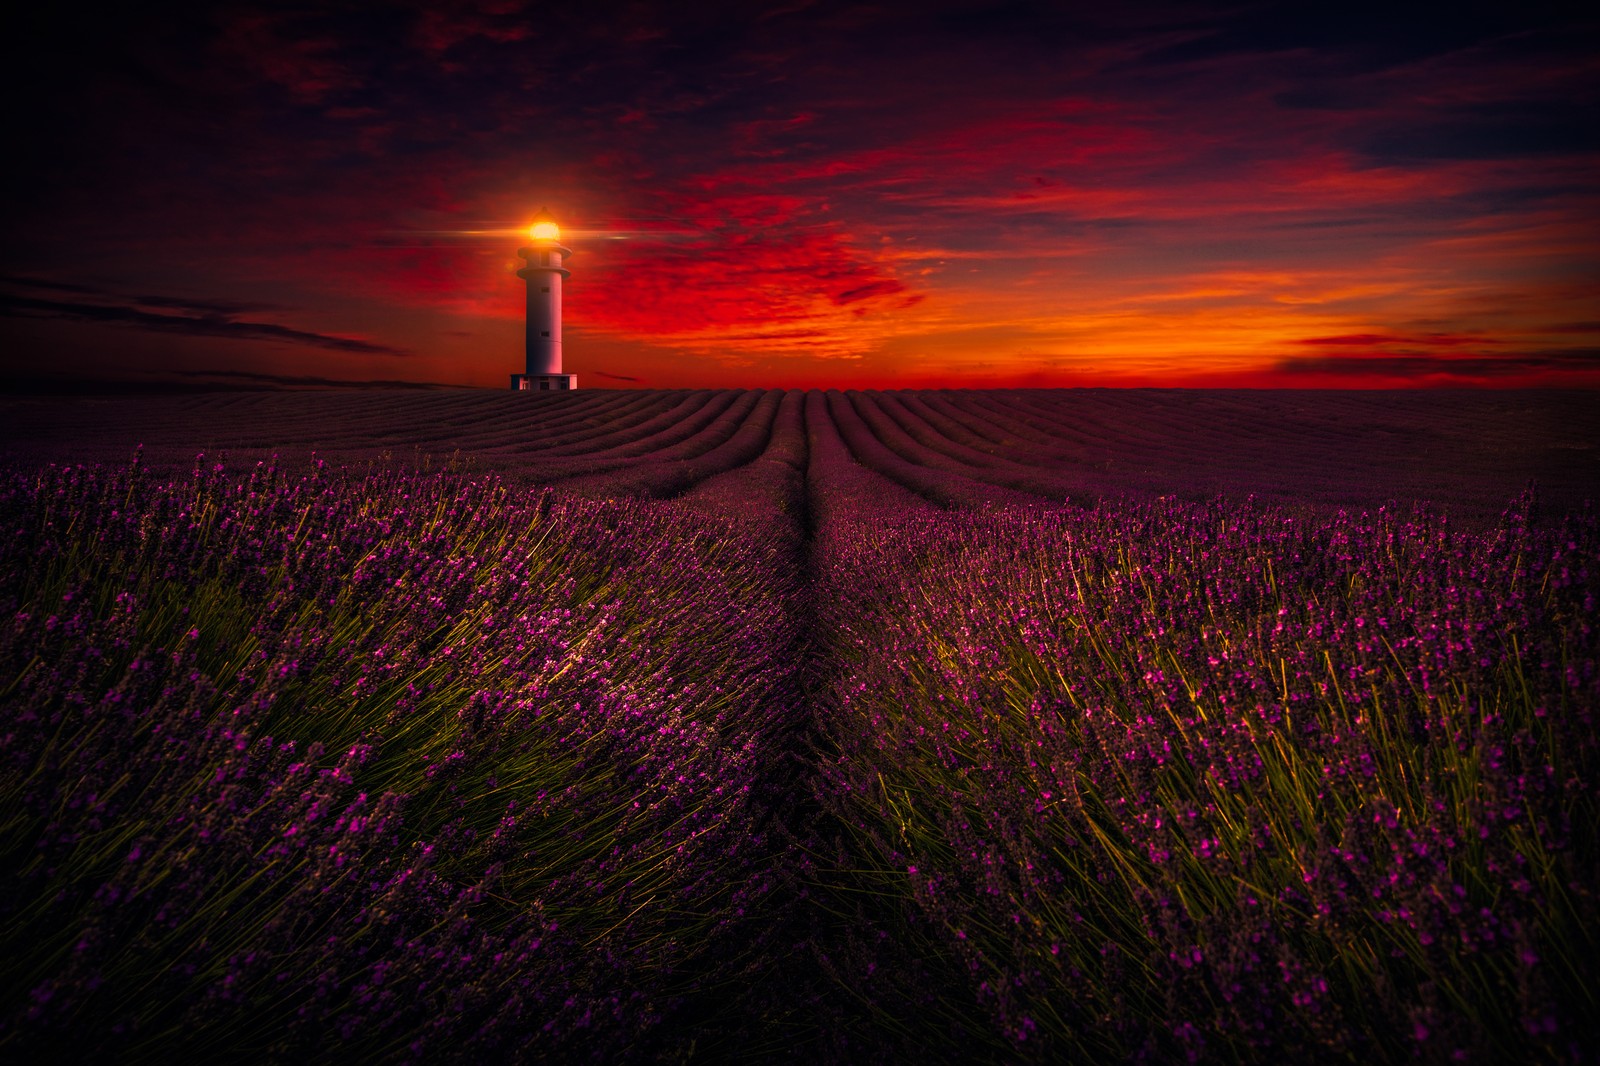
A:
[511, 208, 577, 391]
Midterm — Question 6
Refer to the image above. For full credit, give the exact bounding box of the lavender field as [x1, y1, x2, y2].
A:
[2, 389, 1597, 1062]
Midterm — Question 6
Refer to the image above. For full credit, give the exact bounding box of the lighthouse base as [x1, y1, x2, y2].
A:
[511, 373, 577, 392]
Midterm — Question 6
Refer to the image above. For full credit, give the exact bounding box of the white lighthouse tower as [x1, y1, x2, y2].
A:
[511, 208, 577, 391]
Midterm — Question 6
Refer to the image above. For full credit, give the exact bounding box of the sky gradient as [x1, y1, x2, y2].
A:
[2, 1, 1596, 390]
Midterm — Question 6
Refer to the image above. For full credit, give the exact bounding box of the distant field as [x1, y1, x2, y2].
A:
[3, 388, 1596, 522]
[2, 389, 1596, 1062]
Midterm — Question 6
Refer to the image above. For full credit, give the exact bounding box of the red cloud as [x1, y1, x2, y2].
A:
[555, 192, 920, 359]
[412, 5, 530, 56]
[733, 112, 819, 157]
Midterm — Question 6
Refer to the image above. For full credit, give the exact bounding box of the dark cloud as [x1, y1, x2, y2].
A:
[134, 294, 284, 316]
[1271, 84, 1381, 111]
[833, 280, 906, 305]
[1134, 2, 1580, 72]
[0, 275, 107, 296]
[1296, 333, 1486, 348]
[0, 368, 456, 394]
[172, 369, 455, 388]
[590, 370, 642, 382]
[0, 292, 408, 356]
[1357, 101, 1597, 164]
[1277, 349, 1600, 378]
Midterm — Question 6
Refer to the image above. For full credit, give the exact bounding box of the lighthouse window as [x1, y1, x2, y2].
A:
[541, 330, 550, 337]
[541, 286, 550, 293]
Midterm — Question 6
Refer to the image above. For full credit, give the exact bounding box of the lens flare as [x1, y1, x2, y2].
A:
[531, 220, 560, 241]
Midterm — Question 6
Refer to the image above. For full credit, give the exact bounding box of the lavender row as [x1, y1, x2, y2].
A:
[863, 391, 1112, 505]
[509, 389, 730, 460]
[811, 491, 1599, 1061]
[497, 390, 769, 492]
[675, 389, 810, 529]
[556, 389, 782, 499]
[0, 454, 809, 1061]
[824, 391, 1028, 512]
[801, 390, 931, 529]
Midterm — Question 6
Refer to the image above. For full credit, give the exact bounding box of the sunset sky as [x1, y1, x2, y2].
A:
[2, 1, 1596, 390]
